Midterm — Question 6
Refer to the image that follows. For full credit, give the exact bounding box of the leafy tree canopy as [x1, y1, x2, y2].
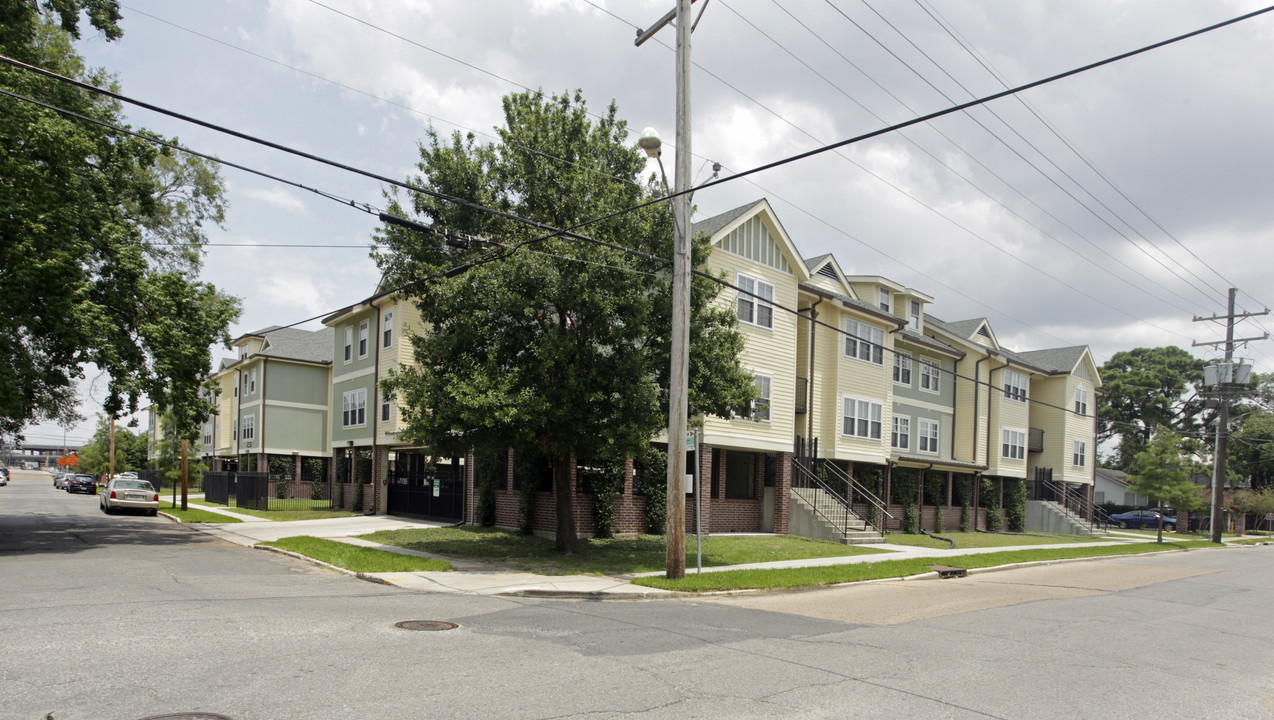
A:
[75, 417, 147, 476]
[1098, 346, 1206, 471]
[1126, 429, 1200, 541]
[0, 0, 239, 441]
[376, 90, 756, 552]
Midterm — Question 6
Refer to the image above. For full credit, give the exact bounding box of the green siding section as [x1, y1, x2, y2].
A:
[265, 407, 328, 453]
[331, 376, 376, 445]
[266, 362, 329, 406]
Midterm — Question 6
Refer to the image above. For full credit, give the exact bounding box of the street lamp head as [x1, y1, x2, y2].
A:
[637, 127, 662, 158]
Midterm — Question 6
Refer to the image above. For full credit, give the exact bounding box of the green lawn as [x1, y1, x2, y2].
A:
[883, 531, 1106, 549]
[261, 536, 453, 572]
[633, 540, 1221, 592]
[193, 498, 358, 522]
[158, 500, 243, 523]
[361, 526, 888, 575]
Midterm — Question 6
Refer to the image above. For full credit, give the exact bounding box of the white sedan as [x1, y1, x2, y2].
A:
[100, 478, 159, 516]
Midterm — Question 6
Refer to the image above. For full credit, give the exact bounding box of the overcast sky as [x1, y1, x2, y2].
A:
[24, 0, 1274, 447]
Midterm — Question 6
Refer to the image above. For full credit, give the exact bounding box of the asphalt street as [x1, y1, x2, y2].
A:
[3, 468, 1273, 720]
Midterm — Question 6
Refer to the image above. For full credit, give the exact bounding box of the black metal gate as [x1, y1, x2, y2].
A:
[387, 452, 464, 521]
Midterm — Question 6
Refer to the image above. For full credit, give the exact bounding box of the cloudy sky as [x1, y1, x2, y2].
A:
[24, 0, 1274, 447]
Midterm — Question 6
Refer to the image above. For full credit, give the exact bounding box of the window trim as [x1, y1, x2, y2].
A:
[909, 299, 921, 330]
[358, 320, 369, 358]
[1073, 440, 1086, 467]
[1002, 428, 1026, 461]
[918, 418, 940, 455]
[1074, 387, 1088, 416]
[1003, 369, 1028, 403]
[919, 358, 941, 394]
[893, 352, 912, 386]
[241, 413, 255, 442]
[842, 395, 883, 440]
[879, 287, 890, 313]
[382, 310, 395, 349]
[248, 368, 257, 394]
[735, 272, 775, 329]
[342, 388, 367, 428]
[343, 326, 353, 363]
[380, 393, 391, 423]
[891, 413, 910, 451]
[843, 319, 885, 366]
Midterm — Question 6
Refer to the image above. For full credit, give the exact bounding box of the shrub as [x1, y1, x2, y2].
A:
[1005, 478, 1027, 532]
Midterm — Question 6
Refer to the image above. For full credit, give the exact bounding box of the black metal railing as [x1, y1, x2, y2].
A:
[201, 469, 332, 512]
[791, 438, 890, 539]
[203, 471, 235, 505]
[1035, 475, 1110, 531]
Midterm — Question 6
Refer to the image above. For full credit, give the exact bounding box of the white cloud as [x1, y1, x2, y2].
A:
[242, 186, 307, 214]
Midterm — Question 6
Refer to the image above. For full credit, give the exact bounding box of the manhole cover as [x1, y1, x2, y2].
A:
[395, 620, 459, 631]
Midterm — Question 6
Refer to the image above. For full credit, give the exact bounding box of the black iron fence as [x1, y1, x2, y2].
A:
[201, 466, 334, 512]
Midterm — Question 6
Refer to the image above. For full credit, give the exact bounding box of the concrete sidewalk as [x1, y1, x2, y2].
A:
[181, 509, 1258, 599]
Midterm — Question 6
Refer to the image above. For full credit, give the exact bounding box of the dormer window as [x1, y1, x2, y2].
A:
[879, 288, 890, 313]
[910, 300, 921, 330]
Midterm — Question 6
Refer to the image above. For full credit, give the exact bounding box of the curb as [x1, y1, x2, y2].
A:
[253, 544, 395, 587]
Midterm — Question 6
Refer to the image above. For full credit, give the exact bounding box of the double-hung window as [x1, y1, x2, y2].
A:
[381, 393, 391, 423]
[358, 321, 369, 358]
[918, 419, 939, 454]
[893, 353, 912, 385]
[383, 310, 394, 348]
[1002, 429, 1026, 461]
[879, 288, 891, 313]
[1073, 440, 1086, 467]
[920, 359, 940, 392]
[739, 374, 771, 421]
[241, 414, 255, 442]
[1074, 387, 1088, 415]
[1003, 369, 1027, 402]
[342, 389, 367, 428]
[736, 274, 774, 329]
[343, 327, 353, 363]
[910, 300, 921, 330]
[248, 369, 256, 394]
[843, 397, 883, 440]
[843, 320, 884, 365]
[891, 415, 910, 450]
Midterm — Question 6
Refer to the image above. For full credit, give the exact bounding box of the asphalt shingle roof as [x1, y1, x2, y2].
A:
[1013, 346, 1088, 375]
[692, 200, 763, 238]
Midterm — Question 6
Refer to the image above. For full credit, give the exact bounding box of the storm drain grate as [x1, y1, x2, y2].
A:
[395, 620, 459, 631]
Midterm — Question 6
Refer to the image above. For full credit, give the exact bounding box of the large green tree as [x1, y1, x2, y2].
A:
[1098, 347, 1206, 470]
[0, 0, 239, 441]
[1126, 429, 1198, 542]
[376, 90, 756, 553]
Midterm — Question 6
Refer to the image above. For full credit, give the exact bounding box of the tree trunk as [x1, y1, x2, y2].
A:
[554, 452, 581, 554]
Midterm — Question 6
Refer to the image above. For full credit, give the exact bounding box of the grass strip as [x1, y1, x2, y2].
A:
[191, 498, 358, 521]
[883, 531, 1106, 549]
[363, 526, 886, 575]
[159, 500, 243, 523]
[262, 536, 453, 573]
[633, 540, 1219, 592]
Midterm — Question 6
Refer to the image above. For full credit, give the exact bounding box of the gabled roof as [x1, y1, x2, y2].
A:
[798, 283, 902, 327]
[895, 328, 964, 358]
[1014, 346, 1092, 376]
[257, 327, 334, 364]
[693, 198, 811, 282]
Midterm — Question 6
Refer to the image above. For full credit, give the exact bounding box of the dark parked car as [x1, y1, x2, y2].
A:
[1110, 509, 1176, 530]
[66, 474, 99, 495]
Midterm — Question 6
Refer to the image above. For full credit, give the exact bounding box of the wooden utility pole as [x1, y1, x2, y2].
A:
[637, 0, 695, 580]
[1194, 288, 1268, 543]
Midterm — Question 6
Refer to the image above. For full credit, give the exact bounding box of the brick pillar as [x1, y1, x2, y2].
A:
[696, 445, 712, 535]
[775, 451, 791, 534]
[616, 456, 639, 534]
[370, 445, 390, 515]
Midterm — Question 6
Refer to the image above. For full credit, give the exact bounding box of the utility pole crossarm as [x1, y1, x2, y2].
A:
[635, 0, 698, 46]
[1192, 308, 1270, 322]
[1192, 334, 1269, 348]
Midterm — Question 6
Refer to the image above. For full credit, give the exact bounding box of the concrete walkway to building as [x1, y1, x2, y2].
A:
[176, 510, 1267, 599]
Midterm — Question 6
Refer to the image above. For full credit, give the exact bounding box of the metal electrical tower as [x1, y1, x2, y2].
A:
[1193, 287, 1268, 542]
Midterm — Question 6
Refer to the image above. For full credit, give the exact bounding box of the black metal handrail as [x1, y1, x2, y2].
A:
[1038, 476, 1109, 531]
[791, 460, 854, 539]
[816, 458, 893, 523]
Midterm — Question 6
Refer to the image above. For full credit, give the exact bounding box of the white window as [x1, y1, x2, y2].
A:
[842, 397, 883, 440]
[232, 419, 238, 442]
[203, 433, 212, 446]
[1073, 440, 1086, 467]
[383, 310, 395, 348]
[910, 299, 921, 330]
[249, 368, 256, 394]
[241, 414, 255, 442]
[232, 380, 238, 398]
[891, 414, 910, 450]
[1074, 387, 1088, 416]
[1002, 429, 1026, 461]
[843, 320, 884, 365]
[893, 353, 912, 385]
[342, 389, 367, 428]
[739, 373, 771, 421]
[918, 419, 939, 454]
[1003, 369, 1027, 402]
[358, 321, 369, 358]
[736, 273, 774, 329]
[879, 288, 890, 313]
[381, 394, 391, 423]
[343, 326, 353, 363]
[920, 359, 941, 393]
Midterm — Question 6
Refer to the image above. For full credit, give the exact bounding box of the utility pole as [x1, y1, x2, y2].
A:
[108, 414, 115, 485]
[637, 0, 695, 579]
[181, 438, 189, 512]
[1193, 287, 1268, 543]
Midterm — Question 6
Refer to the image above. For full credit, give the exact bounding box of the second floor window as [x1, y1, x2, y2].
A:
[893, 353, 912, 385]
[891, 415, 909, 450]
[1002, 429, 1025, 461]
[241, 414, 255, 442]
[342, 389, 367, 428]
[1003, 369, 1027, 402]
[1074, 387, 1088, 415]
[736, 274, 774, 329]
[843, 397, 882, 440]
[1073, 440, 1086, 467]
[919, 419, 939, 454]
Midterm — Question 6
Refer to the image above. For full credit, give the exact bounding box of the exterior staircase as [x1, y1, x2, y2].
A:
[1026, 500, 1098, 536]
[789, 486, 885, 544]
